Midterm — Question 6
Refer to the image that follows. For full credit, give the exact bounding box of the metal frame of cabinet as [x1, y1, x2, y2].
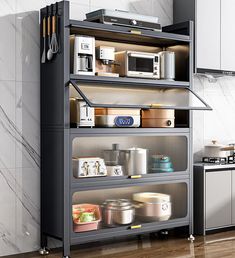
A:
[194, 164, 235, 235]
[40, 1, 203, 257]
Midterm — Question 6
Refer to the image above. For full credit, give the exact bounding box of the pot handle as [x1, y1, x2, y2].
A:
[133, 202, 144, 209]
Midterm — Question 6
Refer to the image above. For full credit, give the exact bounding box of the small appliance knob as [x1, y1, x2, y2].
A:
[167, 120, 172, 126]
[130, 19, 137, 25]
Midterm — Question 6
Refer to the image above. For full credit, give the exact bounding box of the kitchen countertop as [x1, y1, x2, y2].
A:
[194, 162, 235, 170]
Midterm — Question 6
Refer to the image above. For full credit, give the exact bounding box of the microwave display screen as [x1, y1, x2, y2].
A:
[128, 57, 153, 73]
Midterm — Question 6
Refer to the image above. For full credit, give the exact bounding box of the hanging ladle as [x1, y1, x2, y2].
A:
[47, 15, 53, 61]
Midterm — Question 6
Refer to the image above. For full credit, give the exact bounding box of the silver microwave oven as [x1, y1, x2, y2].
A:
[114, 51, 160, 79]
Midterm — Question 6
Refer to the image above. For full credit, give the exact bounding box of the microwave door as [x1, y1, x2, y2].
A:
[128, 53, 154, 75]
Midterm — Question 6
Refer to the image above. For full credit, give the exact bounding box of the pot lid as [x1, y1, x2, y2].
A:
[205, 140, 224, 148]
[152, 155, 170, 161]
[133, 192, 171, 203]
[128, 147, 148, 152]
[102, 199, 133, 210]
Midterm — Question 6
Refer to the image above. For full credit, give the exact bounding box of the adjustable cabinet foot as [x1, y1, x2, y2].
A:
[188, 234, 195, 242]
[39, 247, 50, 255]
[158, 229, 169, 240]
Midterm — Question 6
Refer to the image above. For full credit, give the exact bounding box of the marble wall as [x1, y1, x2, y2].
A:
[193, 75, 235, 161]
[0, 0, 173, 256]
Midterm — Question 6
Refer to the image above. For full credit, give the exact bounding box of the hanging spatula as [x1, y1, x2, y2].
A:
[41, 17, 46, 63]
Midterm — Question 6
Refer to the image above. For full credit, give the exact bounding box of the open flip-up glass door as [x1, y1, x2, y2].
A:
[70, 80, 212, 110]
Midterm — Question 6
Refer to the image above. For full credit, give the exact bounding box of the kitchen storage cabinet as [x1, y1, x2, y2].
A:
[194, 164, 235, 235]
[174, 0, 235, 74]
[205, 170, 232, 229]
[40, 1, 210, 257]
[232, 171, 235, 224]
[221, 0, 235, 71]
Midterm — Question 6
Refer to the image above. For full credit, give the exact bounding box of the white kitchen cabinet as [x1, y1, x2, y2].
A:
[205, 170, 232, 229]
[196, 0, 221, 70]
[232, 170, 235, 224]
[174, 0, 235, 72]
[221, 0, 235, 71]
[194, 165, 235, 235]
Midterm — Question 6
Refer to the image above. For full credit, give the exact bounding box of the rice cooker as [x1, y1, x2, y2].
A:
[133, 192, 172, 222]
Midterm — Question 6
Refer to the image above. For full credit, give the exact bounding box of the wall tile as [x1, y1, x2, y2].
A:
[130, 0, 173, 27]
[0, 0, 16, 80]
[15, 11, 40, 83]
[70, 3, 90, 21]
[0, 0, 16, 16]
[15, 81, 40, 169]
[0, 168, 17, 256]
[71, 0, 91, 6]
[90, 0, 136, 12]
[15, 167, 40, 253]
[16, 0, 46, 13]
[0, 14, 16, 81]
[152, 0, 173, 26]
[0, 81, 16, 169]
[193, 75, 235, 162]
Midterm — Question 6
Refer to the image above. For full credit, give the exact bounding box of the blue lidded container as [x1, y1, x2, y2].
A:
[151, 155, 174, 173]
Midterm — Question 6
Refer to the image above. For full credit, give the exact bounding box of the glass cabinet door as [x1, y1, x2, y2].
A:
[72, 182, 188, 233]
[70, 80, 211, 110]
[72, 135, 188, 179]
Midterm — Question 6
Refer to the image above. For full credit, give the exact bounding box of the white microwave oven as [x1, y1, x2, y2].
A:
[114, 51, 160, 79]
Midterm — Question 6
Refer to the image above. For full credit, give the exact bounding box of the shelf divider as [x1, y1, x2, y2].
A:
[70, 127, 190, 136]
[71, 173, 190, 192]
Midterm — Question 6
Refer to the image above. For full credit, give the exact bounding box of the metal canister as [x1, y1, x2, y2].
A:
[159, 51, 175, 80]
[120, 148, 148, 175]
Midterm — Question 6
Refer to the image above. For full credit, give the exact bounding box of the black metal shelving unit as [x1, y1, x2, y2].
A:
[40, 1, 211, 257]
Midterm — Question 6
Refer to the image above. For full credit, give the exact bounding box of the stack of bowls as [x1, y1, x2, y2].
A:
[151, 155, 173, 173]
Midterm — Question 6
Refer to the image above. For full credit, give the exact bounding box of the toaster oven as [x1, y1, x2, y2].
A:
[113, 51, 160, 79]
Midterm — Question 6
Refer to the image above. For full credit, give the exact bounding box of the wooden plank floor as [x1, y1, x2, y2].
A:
[8, 230, 235, 258]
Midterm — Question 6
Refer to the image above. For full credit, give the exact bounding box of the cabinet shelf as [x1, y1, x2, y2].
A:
[71, 218, 189, 245]
[70, 74, 190, 88]
[69, 20, 191, 47]
[70, 127, 190, 137]
[71, 173, 190, 191]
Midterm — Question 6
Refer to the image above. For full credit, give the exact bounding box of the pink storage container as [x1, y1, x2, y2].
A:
[73, 204, 101, 233]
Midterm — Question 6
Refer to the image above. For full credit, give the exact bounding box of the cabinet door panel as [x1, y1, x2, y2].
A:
[232, 171, 235, 224]
[221, 0, 235, 71]
[206, 170, 231, 229]
[196, 0, 221, 69]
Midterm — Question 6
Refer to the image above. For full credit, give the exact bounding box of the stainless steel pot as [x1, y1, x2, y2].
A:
[120, 147, 148, 175]
[102, 199, 135, 227]
[229, 144, 235, 156]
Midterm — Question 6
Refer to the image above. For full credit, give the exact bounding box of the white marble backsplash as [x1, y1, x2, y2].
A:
[0, 0, 173, 256]
[193, 75, 235, 161]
